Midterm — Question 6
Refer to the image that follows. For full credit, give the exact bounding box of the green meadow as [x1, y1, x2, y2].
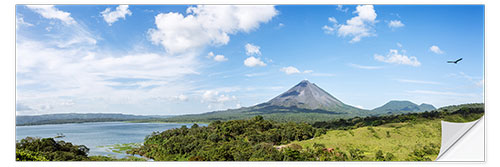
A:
[291, 119, 442, 161]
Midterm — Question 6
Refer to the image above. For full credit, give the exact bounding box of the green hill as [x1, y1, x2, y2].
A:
[292, 103, 484, 161]
[371, 100, 436, 115]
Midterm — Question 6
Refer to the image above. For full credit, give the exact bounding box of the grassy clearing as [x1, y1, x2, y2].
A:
[292, 119, 442, 161]
[98, 143, 142, 154]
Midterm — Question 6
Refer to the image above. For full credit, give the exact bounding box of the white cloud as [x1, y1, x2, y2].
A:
[174, 94, 188, 101]
[26, 5, 76, 24]
[149, 5, 277, 54]
[336, 5, 349, 13]
[322, 17, 338, 34]
[388, 20, 404, 29]
[449, 72, 483, 88]
[214, 55, 228, 62]
[16, 37, 200, 114]
[322, 25, 335, 34]
[374, 49, 421, 67]
[429, 45, 444, 54]
[207, 52, 214, 58]
[280, 66, 301, 75]
[202, 90, 236, 103]
[396, 79, 442, 85]
[207, 51, 228, 62]
[349, 63, 383, 70]
[16, 15, 33, 29]
[244, 56, 266, 67]
[245, 72, 267, 77]
[337, 5, 377, 43]
[328, 17, 338, 24]
[397, 42, 403, 48]
[101, 5, 132, 26]
[245, 43, 261, 56]
[303, 70, 313, 74]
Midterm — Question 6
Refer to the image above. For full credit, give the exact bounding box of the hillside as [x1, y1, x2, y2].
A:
[163, 80, 434, 123]
[292, 103, 484, 161]
[371, 100, 436, 115]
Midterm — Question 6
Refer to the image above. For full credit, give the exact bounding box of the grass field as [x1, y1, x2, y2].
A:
[291, 119, 442, 161]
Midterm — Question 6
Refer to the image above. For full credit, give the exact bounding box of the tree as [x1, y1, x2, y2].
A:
[375, 150, 384, 161]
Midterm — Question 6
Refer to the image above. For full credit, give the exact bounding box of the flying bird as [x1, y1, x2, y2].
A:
[447, 58, 463, 64]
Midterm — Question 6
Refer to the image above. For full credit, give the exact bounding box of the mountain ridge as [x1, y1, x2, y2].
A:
[164, 80, 434, 123]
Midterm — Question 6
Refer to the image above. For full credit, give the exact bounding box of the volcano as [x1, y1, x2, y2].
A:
[165, 80, 433, 123]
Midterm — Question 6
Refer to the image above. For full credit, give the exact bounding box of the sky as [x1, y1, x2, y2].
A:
[15, 5, 484, 116]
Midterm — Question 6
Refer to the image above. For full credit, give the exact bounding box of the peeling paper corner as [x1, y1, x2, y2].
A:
[435, 116, 484, 161]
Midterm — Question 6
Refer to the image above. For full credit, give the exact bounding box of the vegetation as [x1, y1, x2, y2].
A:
[16, 137, 90, 161]
[17, 103, 484, 161]
[97, 143, 142, 154]
[290, 103, 483, 161]
[312, 103, 484, 130]
[128, 115, 327, 161]
[16, 137, 146, 161]
[129, 103, 483, 161]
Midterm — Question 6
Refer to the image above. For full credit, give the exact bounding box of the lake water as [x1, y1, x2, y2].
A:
[16, 122, 204, 158]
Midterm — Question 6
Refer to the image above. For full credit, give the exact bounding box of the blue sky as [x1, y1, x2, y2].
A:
[15, 5, 484, 115]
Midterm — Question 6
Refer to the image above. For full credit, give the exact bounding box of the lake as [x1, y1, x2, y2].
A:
[16, 122, 204, 158]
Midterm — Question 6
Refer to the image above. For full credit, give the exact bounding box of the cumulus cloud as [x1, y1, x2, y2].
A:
[245, 43, 261, 56]
[101, 5, 132, 26]
[26, 5, 76, 24]
[244, 56, 266, 67]
[374, 49, 421, 67]
[214, 55, 228, 62]
[148, 5, 277, 54]
[280, 66, 301, 75]
[388, 20, 404, 29]
[336, 5, 377, 43]
[279, 66, 314, 75]
[429, 45, 444, 54]
[207, 51, 228, 62]
[202, 90, 237, 104]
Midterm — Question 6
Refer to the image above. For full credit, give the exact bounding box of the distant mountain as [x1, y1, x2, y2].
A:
[16, 113, 163, 126]
[267, 80, 345, 110]
[165, 80, 370, 123]
[371, 100, 436, 115]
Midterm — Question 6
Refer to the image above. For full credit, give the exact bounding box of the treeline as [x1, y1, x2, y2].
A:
[128, 116, 327, 161]
[312, 103, 484, 130]
[17, 118, 138, 126]
[16, 137, 145, 161]
[16, 113, 156, 126]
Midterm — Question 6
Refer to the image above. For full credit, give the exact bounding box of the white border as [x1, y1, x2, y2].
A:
[2, 0, 499, 167]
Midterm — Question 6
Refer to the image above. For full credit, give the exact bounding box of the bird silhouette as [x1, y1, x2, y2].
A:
[447, 58, 462, 64]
